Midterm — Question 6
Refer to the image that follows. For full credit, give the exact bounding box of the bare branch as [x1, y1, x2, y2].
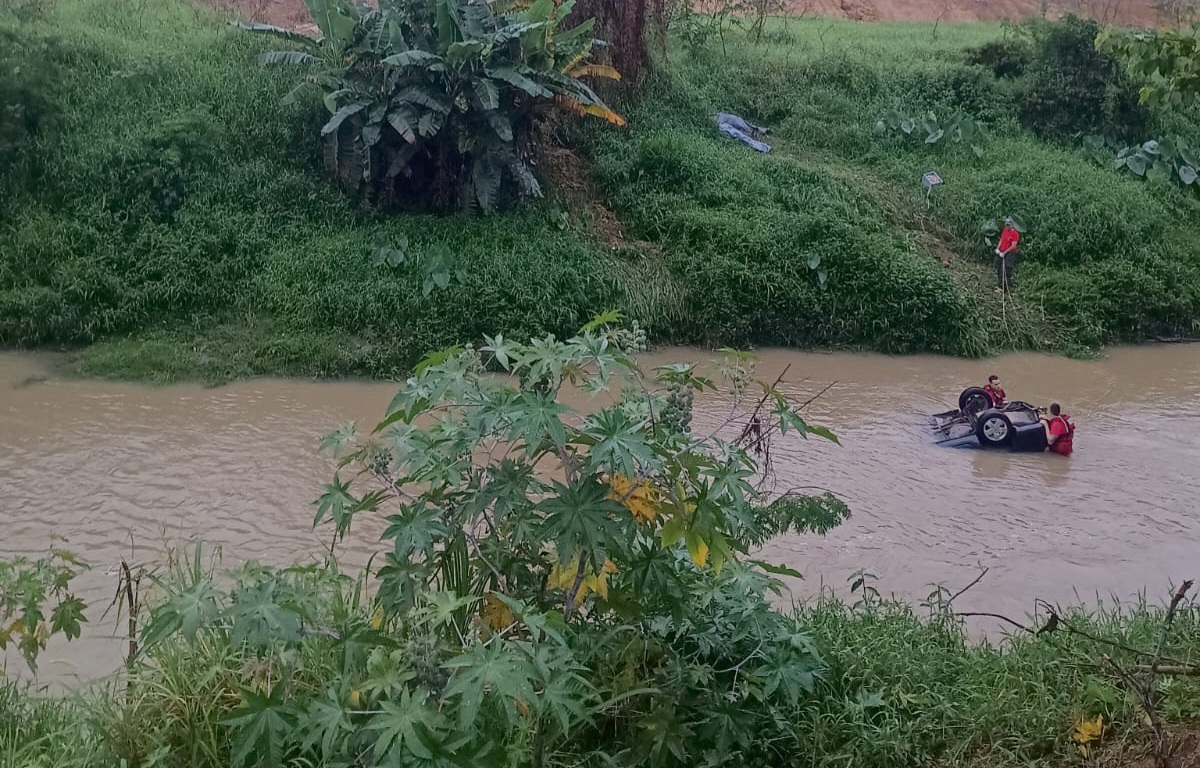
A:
[947, 566, 989, 606]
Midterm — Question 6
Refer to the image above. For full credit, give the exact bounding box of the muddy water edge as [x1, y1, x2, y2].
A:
[2, 346, 1199, 683]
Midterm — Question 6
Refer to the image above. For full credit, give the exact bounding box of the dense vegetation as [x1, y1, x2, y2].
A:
[2, 0, 1200, 383]
[4, 322, 1200, 768]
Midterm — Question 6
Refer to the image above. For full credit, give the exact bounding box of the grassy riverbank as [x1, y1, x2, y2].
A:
[5, 593, 1200, 768]
[3, 1, 1200, 382]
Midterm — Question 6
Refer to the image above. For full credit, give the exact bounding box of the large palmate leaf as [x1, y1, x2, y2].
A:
[223, 685, 299, 768]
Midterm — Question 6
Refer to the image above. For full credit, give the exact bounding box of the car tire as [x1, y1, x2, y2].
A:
[976, 410, 1013, 447]
[958, 387, 992, 415]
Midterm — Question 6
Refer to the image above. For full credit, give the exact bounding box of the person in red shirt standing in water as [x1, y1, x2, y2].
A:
[983, 374, 1006, 407]
[996, 217, 1020, 292]
[1041, 403, 1075, 456]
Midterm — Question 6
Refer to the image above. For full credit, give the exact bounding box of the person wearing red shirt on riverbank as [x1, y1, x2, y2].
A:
[1041, 403, 1074, 456]
[996, 218, 1020, 292]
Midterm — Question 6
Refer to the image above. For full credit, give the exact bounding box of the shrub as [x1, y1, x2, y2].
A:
[0, 25, 61, 211]
[965, 38, 1032, 79]
[1016, 16, 1148, 142]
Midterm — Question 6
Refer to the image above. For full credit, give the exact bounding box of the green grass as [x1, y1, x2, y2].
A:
[5, 594, 1199, 767]
[2, 3, 1200, 381]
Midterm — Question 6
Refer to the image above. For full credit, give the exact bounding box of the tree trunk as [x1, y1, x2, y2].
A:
[568, 0, 666, 86]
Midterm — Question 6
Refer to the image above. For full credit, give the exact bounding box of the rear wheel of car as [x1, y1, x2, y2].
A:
[959, 387, 992, 416]
[976, 411, 1013, 447]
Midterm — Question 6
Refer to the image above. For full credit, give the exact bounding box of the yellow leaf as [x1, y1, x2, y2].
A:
[516, 698, 531, 717]
[570, 64, 622, 81]
[686, 532, 709, 568]
[556, 95, 627, 127]
[34, 620, 49, 648]
[370, 606, 384, 630]
[546, 556, 577, 592]
[350, 690, 363, 708]
[1073, 714, 1104, 745]
[480, 592, 516, 632]
[606, 474, 660, 523]
[546, 552, 616, 606]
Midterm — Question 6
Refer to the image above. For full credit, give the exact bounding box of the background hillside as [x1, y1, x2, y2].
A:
[214, 0, 1163, 28]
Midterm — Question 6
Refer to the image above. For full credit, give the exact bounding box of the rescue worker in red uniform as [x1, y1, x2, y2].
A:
[983, 375, 1006, 407]
[996, 218, 1020, 292]
[1040, 403, 1074, 456]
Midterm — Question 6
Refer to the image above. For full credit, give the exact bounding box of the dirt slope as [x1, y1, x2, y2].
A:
[791, 0, 1158, 25]
[214, 0, 1162, 29]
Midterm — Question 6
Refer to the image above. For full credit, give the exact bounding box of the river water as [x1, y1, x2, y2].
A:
[2, 347, 1199, 683]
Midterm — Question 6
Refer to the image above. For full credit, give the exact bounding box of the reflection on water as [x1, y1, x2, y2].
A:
[2, 345, 1199, 683]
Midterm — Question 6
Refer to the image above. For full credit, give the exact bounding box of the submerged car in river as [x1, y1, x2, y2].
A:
[932, 387, 1048, 452]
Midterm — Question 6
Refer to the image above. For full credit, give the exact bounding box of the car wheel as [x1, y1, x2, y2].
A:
[958, 387, 992, 416]
[976, 411, 1013, 447]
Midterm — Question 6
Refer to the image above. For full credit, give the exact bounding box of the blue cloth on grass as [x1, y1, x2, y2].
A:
[715, 112, 771, 153]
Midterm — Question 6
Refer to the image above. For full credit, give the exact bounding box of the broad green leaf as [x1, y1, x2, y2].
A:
[443, 641, 537, 730]
[807, 424, 840, 444]
[222, 684, 297, 768]
[1148, 160, 1172, 184]
[749, 559, 803, 579]
[226, 581, 304, 648]
[537, 479, 630, 571]
[900, 119, 914, 135]
[873, 120, 886, 137]
[232, 20, 318, 45]
[925, 129, 944, 144]
[49, 596, 86, 641]
[386, 109, 417, 144]
[368, 687, 445, 761]
[299, 688, 354, 759]
[487, 66, 552, 97]
[382, 504, 449, 561]
[1179, 165, 1198, 185]
[582, 408, 656, 479]
[396, 86, 451, 114]
[508, 390, 571, 454]
[486, 111, 513, 141]
[142, 578, 221, 646]
[474, 78, 501, 111]
[321, 102, 366, 136]
[257, 50, 318, 66]
[482, 332, 518, 369]
[382, 50, 444, 67]
[806, 253, 820, 270]
[472, 155, 503, 212]
[305, 0, 360, 45]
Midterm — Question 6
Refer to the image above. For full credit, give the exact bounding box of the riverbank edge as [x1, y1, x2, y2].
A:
[10, 325, 1120, 387]
[5, 591, 1200, 768]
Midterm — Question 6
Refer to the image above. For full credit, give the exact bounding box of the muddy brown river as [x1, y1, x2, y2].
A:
[3, 347, 1199, 683]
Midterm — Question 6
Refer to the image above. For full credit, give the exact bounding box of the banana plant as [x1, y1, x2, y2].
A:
[239, 0, 625, 212]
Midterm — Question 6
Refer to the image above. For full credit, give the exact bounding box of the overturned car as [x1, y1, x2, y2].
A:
[932, 387, 1048, 452]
